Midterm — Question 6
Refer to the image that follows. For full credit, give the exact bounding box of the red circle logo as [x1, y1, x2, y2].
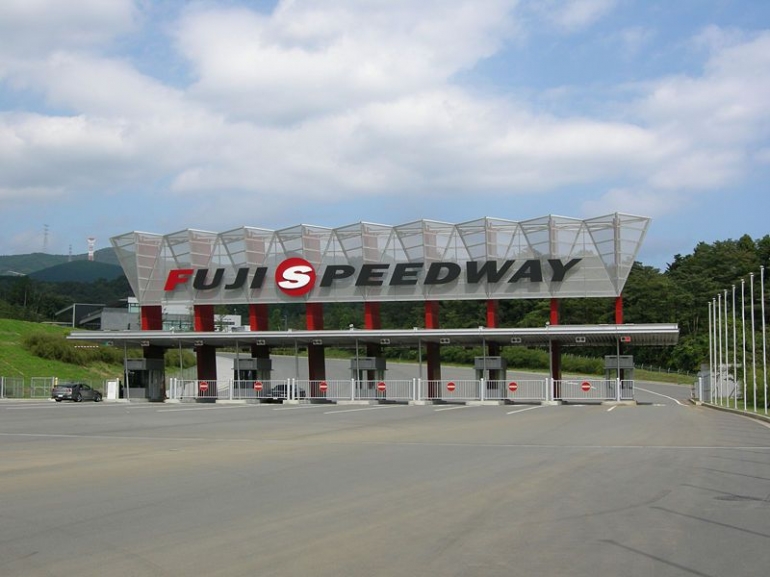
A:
[275, 258, 316, 297]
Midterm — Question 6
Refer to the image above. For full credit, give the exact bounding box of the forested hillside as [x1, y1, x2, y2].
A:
[1, 235, 768, 374]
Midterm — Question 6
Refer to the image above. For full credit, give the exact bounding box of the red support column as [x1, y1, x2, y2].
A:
[140, 305, 162, 330]
[550, 298, 562, 399]
[425, 301, 441, 393]
[364, 302, 382, 378]
[486, 299, 498, 329]
[364, 301, 381, 330]
[140, 306, 165, 400]
[249, 304, 270, 359]
[615, 295, 624, 325]
[485, 300, 501, 380]
[193, 305, 217, 398]
[306, 303, 326, 387]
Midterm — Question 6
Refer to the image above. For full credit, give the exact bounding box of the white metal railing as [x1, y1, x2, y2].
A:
[555, 379, 623, 401]
[165, 377, 634, 403]
[486, 379, 548, 401]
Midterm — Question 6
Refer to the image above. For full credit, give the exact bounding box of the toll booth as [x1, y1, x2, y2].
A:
[475, 356, 507, 397]
[605, 355, 634, 398]
[233, 358, 273, 385]
[124, 358, 166, 401]
[351, 357, 386, 396]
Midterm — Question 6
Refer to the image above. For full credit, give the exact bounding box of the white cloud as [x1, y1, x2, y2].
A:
[174, 0, 519, 123]
[0, 0, 136, 57]
[0, 1, 769, 241]
[534, 0, 617, 32]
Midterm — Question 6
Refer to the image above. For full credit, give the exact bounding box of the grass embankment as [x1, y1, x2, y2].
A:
[0, 319, 123, 382]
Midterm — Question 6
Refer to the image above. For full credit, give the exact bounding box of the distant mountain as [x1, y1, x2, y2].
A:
[28, 260, 125, 283]
[0, 247, 119, 276]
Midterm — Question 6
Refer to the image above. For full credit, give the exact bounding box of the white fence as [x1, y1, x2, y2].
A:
[165, 377, 633, 403]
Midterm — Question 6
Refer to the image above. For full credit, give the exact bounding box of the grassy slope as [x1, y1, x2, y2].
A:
[0, 319, 124, 382]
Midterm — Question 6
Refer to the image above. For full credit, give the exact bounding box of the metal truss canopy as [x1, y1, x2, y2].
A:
[112, 213, 650, 306]
[68, 323, 678, 349]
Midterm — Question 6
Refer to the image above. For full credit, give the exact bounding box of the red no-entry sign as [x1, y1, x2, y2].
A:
[581, 381, 591, 392]
[508, 381, 518, 392]
[199, 381, 209, 392]
[446, 382, 456, 392]
[377, 381, 386, 392]
[253, 381, 263, 391]
[319, 381, 328, 392]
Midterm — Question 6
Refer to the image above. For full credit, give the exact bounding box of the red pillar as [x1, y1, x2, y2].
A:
[550, 298, 562, 398]
[425, 301, 441, 392]
[193, 305, 217, 397]
[306, 303, 326, 388]
[140, 305, 162, 330]
[364, 302, 382, 379]
[249, 304, 270, 359]
[486, 300, 501, 379]
[615, 295, 624, 325]
[139, 306, 165, 400]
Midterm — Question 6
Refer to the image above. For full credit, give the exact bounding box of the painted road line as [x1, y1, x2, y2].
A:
[435, 405, 474, 412]
[636, 387, 686, 406]
[506, 406, 544, 416]
[324, 406, 400, 415]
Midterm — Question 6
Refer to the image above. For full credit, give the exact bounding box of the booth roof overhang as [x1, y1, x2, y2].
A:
[68, 323, 679, 349]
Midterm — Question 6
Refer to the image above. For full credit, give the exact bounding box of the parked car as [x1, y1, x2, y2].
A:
[51, 382, 102, 402]
[269, 383, 306, 400]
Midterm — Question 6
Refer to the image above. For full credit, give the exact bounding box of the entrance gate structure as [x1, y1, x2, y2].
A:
[68, 213, 679, 401]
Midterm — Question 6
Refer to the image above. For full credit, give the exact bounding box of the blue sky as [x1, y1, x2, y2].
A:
[1, 0, 769, 270]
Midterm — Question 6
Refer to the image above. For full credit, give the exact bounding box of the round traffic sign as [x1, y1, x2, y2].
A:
[446, 382, 456, 392]
[319, 381, 328, 392]
[377, 381, 387, 392]
[581, 381, 591, 392]
[253, 381, 263, 391]
[199, 381, 209, 392]
[508, 381, 518, 392]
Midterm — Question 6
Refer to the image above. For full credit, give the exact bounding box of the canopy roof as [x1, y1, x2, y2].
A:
[68, 323, 679, 349]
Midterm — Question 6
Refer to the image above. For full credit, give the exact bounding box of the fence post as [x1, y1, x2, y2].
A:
[351, 378, 355, 401]
[616, 377, 621, 402]
[480, 378, 485, 402]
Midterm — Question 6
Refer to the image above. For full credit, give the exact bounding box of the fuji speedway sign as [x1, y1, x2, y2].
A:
[163, 257, 583, 300]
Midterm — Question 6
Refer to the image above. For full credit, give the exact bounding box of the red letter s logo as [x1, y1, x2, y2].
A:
[275, 258, 316, 296]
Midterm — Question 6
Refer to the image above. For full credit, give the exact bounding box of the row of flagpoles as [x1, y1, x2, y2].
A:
[708, 265, 768, 414]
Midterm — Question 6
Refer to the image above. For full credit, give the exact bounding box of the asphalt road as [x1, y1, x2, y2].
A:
[1, 383, 768, 577]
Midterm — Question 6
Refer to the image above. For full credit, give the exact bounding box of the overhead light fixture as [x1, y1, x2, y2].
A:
[575, 336, 586, 344]
[380, 338, 391, 345]
[439, 337, 451, 344]
[255, 339, 266, 346]
[510, 337, 522, 344]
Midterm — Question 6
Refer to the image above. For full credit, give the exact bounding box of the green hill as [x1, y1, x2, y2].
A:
[0, 248, 119, 276]
[0, 318, 124, 382]
[29, 260, 124, 283]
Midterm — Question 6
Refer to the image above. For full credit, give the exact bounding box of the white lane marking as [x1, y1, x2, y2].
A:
[272, 404, 329, 411]
[434, 405, 473, 412]
[636, 387, 686, 406]
[506, 406, 543, 415]
[157, 405, 251, 413]
[324, 406, 398, 415]
[607, 405, 617, 412]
